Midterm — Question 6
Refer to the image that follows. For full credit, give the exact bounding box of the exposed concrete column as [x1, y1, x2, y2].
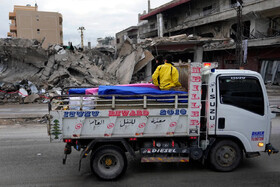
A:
[88, 42, 91, 49]
[145, 61, 152, 82]
[194, 46, 203, 62]
[157, 13, 164, 37]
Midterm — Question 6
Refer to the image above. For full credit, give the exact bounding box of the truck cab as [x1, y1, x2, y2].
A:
[207, 70, 274, 154]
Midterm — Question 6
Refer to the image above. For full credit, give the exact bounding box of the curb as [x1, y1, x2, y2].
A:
[0, 113, 47, 119]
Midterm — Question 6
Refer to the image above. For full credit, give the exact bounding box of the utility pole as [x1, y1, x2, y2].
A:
[78, 26, 85, 49]
[236, 0, 243, 69]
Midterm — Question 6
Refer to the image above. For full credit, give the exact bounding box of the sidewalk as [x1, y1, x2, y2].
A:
[0, 104, 48, 119]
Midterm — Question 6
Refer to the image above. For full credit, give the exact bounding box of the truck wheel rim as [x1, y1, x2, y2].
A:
[97, 153, 121, 175]
[215, 145, 236, 167]
[100, 155, 117, 168]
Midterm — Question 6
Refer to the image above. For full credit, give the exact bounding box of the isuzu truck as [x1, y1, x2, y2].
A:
[48, 62, 278, 180]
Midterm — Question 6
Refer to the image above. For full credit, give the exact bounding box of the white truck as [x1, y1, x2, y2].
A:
[48, 62, 278, 180]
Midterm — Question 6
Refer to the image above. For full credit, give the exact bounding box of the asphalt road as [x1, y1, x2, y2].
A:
[0, 119, 280, 187]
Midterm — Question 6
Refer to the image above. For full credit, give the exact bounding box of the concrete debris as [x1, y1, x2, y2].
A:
[24, 94, 40, 104]
[203, 39, 235, 50]
[106, 39, 154, 84]
[1, 36, 168, 104]
[48, 88, 62, 97]
[0, 38, 41, 48]
[133, 50, 154, 75]
[1, 82, 17, 92]
[118, 39, 134, 57]
[84, 49, 113, 70]
[139, 34, 230, 48]
[0, 82, 19, 104]
[106, 57, 123, 75]
[116, 51, 137, 84]
[0, 38, 119, 104]
[95, 46, 115, 56]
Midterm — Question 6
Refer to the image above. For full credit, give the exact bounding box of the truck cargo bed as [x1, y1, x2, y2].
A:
[49, 94, 193, 142]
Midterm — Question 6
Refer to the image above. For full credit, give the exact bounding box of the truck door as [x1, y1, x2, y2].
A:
[216, 75, 269, 152]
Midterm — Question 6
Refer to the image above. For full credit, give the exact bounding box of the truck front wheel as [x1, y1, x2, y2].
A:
[209, 140, 242, 172]
[90, 145, 127, 180]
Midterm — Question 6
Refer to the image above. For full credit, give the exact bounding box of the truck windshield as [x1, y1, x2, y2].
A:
[219, 76, 264, 115]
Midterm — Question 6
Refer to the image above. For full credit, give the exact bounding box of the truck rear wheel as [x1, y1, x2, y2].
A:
[209, 140, 242, 172]
[90, 145, 127, 180]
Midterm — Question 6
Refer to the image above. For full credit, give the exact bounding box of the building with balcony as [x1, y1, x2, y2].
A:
[8, 4, 63, 49]
[117, 0, 280, 85]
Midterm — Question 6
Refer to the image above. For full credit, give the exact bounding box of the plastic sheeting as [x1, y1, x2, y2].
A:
[85, 83, 159, 95]
[68, 88, 88, 95]
[98, 85, 188, 103]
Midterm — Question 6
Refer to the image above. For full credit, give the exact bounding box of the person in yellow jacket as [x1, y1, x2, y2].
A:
[152, 54, 181, 90]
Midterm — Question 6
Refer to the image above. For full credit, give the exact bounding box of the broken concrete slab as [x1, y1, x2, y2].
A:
[118, 40, 134, 57]
[116, 51, 137, 84]
[106, 57, 123, 75]
[24, 94, 40, 103]
[88, 65, 105, 79]
[42, 66, 52, 77]
[133, 50, 154, 74]
[46, 55, 55, 68]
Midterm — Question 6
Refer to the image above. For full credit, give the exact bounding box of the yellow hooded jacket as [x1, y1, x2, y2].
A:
[152, 63, 181, 90]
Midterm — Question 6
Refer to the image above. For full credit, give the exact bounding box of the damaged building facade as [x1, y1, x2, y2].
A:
[116, 0, 280, 85]
[8, 4, 63, 49]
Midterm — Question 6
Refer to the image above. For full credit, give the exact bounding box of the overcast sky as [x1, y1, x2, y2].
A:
[0, 0, 171, 46]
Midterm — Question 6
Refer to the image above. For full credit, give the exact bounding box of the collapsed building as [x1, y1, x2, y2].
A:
[0, 37, 158, 104]
[0, 38, 119, 104]
[116, 0, 280, 85]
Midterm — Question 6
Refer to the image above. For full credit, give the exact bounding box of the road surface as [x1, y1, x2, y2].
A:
[0, 118, 280, 186]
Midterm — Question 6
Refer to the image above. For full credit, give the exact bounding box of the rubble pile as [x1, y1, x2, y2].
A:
[84, 49, 114, 70]
[0, 38, 119, 104]
[40, 44, 118, 88]
[203, 39, 235, 50]
[0, 38, 48, 83]
[0, 82, 19, 104]
[106, 39, 154, 84]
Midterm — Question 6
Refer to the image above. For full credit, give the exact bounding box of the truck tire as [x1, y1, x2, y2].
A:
[209, 140, 242, 172]
[90, 145, 127, 180]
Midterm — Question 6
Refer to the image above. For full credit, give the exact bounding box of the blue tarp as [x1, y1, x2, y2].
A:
[98, 86, 188, 103]
[68, 88, 87, 95]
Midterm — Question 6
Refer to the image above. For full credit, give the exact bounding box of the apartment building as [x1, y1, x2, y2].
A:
[8, 4, 63, 49]
[117, 0, 280, 85]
